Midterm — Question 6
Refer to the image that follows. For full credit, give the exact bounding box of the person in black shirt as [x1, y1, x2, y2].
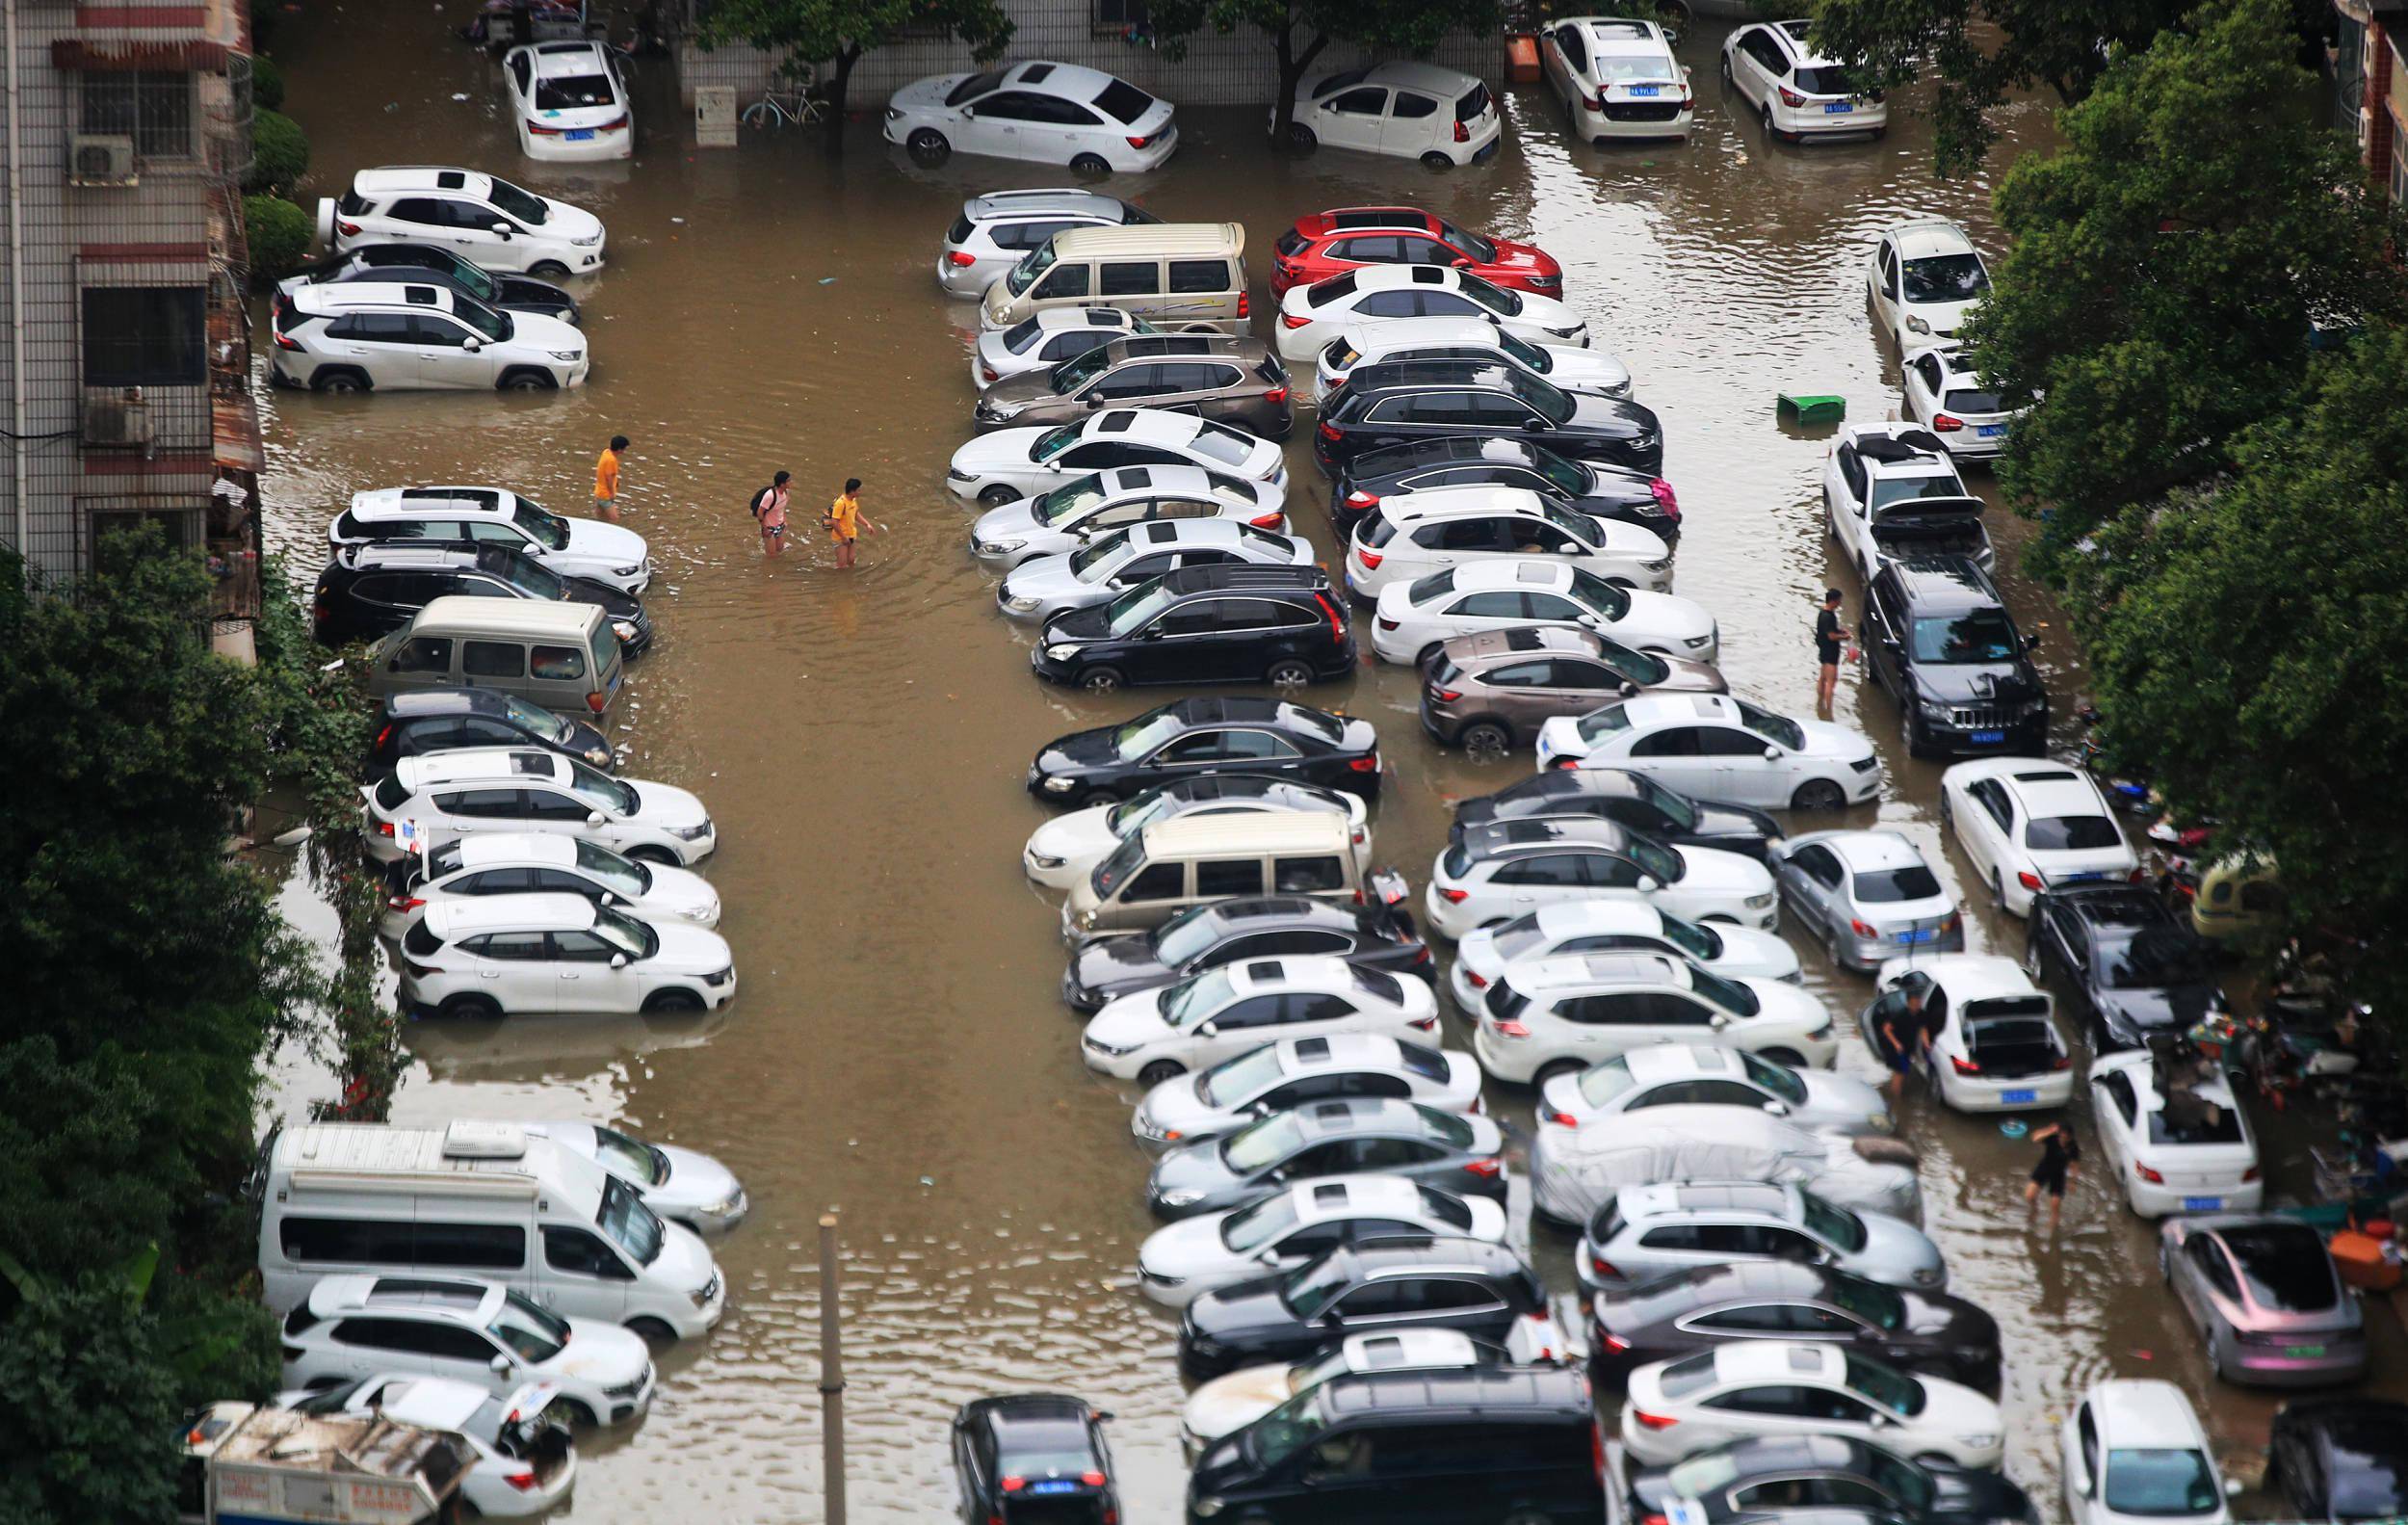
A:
[2025, 1120, 2081, 1230]
[1815, 588, 1845, 711]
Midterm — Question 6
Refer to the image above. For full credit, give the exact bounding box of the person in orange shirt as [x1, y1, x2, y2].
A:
[593, 434, 628, 522]
[824, 477, 881, 569]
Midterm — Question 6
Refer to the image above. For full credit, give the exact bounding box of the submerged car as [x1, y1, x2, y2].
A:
[1145, 1097, 1507, 1220]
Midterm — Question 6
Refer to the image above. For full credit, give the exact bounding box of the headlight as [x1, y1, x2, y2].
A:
[1028, 851, 1066, 870]
[1920, 697, 1954, 719]
[1906, 315, 1931, 334]
[1041, 776, 1075, 795]
[700, 966, 731, 986]
[1073, 909, 1097, 931]
[1157, 1188, 1204, 1209]
[1045, 644, 1081, 661]
[1605, 379, 1632, 398]
[1642, 558, 1670, 572]
[572, 232, 602, 247]
[978, 539, 1025, 556]
[1684, 634, 1713, 649]
[585, 748, 612, 766]
[1086, 1035, 1137, 1057]
[1745, 893, 1775, 910]
[689, 1284, 714, 1308]
[947, 467, 977, 482]
[612, 619, 639, 641]
[1808, 1020, 1834, 1039]
[1136, 1116, 1173, 1141]
[1960, 1433, 2002, 1450]
[550, 349, 584, 362]
[613, 563, 643, 578]
[1193, 1497, 1225, 1518]
[668, 822, 712, 840]
[1913, 1267, 1943, 1286]
[1548, 326, 1583, 339]
[1006, 594, 1041, 612]
[705, 1189, 745, 1216]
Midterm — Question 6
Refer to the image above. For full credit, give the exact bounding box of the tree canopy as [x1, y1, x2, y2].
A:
[1151, 0, 1497, 140]
[695, 0, 1012, 121]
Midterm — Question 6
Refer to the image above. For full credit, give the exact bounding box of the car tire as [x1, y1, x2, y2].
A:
[1762, 1047, 1807, 1066]
[1720, 53, 1734, 85]
[1535, 1060, 1585, 1089]
[1415, 643, 1446, 670]
[1267, 658, 1314, 688]
[1902, 706, 1931, 760]
[554, 1400, 599, 1429]
[437, 993, 503, 1021]
[643, 988, 705, 1014]
[625, 1316, 677, 1342]
[1991, 871, 2007, 911]
[1080, 666, 1125, 694]
[978, 485, 1018, 508]
[1080, 788, 1119, 808]
[499, 368, 558, 392]
[1938, 790, 1954, 832]
[311, 368, 370, 394]
[528, 260, 572, 277]
[1286, 122, 1317, 151]
[1138, 1060, 1186, 1086]
[1761, 103, 1779, 142]
[1825, 925, 1852, 971]
[906, 127, 951, 161]
[1070, 152, 1112, 175]
[1791, 778, 1845, 811]
[626, 846, 681, 864]
[1460, 722, 1512, 764]
[1420, 151, 1453, 169]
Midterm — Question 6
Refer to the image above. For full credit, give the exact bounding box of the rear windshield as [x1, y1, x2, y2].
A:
[1455, 84, 1492, 120]
[2220, 1225, 2337, 1310]
[2148, 1101, 2244, 1147]
[1275, 229, 1310, 257]
[1092, 79, 1156, 124]
[374, 775, 413, 811]
[1944, 386, 2026, 414]
[1657, 1352, 1717, 1399]
[1003, 316, 1045, 354]
[948, 215, 976, 245]
[1794, 65, 1864, 94]
[1855, 866, 1943, 903]
[535, 74, 615, 110]
[2027, 815, 2122, 852]
[1308, 273, 1359, 308]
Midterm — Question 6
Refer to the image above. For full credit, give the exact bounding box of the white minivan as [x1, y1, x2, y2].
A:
[256, 1120, 725, 1340]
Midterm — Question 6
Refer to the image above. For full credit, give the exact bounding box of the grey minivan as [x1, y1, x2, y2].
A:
[366, 596, 624, 718]
[973, 335, 1292, 439]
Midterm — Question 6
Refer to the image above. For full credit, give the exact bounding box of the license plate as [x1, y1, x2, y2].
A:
[2002, 1088, 2037, 1103]
[1824, 102, 1853, 114]
[1028, 1481, 1081, 1495]
[2183, 1196, 2222, 1211]
[2285, 1344, 2327, 1357]
[1971, 729, 2005, 745]
[564, 128, 595, 142]
[1898, 928, 1937, 945]
[2060, 871, 2106, 883]
[1630, 85, 1661, 96]
[1976, 425, 2004, 437]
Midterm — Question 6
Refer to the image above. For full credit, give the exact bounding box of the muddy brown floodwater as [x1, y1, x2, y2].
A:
[255, 9, 2404, 1522]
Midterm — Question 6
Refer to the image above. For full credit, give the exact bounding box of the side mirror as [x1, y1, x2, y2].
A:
[2024, 633, 2041, 651]
[1257, 1249, 1280, 1264]
[1576, 615, 1602, 629]
[1763, 1100, 1790, 1117]
[1708, 1013, 1729, 1028]
[1763, 747, 1781, 761]
[1085, 393, 1104, 407]
[599, 892, 617, 906]
[959, 104, 978, 118]
[489, 1354, 513, 1375]
[1635, 876, 1661, 893]
[1619, 681, 1639, 697]
[1452, 258, 1473, 269]
[609, 952, 629, 968]
[2224, 1480, 2243, 1499]
[587, 811, 607, 826]
[1197, 1020, 1219, 1037]
[461, 336, 483, 353]
[1869, 1413, 1893, 1429]
[490, 223, 513, 238]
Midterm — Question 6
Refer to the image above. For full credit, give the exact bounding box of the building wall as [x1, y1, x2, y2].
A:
[676, 2, 1499, 110]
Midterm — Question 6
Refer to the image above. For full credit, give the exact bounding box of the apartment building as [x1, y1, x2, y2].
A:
[2333, 0, 2408, 201]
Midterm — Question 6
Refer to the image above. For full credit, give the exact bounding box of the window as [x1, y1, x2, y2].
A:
[463, 930, 550, 960]
[412, 1222, 527, 1268]
[1121, 862, 1187, 903]
[282, 1217, 415, 1263]
[436, 788, 522, 819]
[1274, 855, 1346, 893]
[1169, 259, 1231, 293]
[544, 1225, 635, 1280]
[1099, 261, 1160, 297]
[1196, 859, 1266, 897]
[1391, 92, 1439, 118]
[1329, 88, 1389, 115]
[1492, 854, 1585, 887]
[1036, 264, 1092, 300]
[81, 70, 193, 157]
[1095, 0, 1150, 26]
[530, 644, 587, 680]
[387, 637, 454, 674]
[462, 640, 527, 678]
[81, 287, 205, 387]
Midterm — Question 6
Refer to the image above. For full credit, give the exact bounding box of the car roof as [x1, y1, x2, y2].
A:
[1532, 900, 1665, 937]
[424, 892, 596, 936]
[1793, 829, 1924, 874]
[1878, 954, 2038, 1004]
[1293, 1097, 1446, 1139]
[522, 40, 615, 77]
[1997, 768, 2109, 816]
[448, 833, 581, 870]
[1887, 555, 2001, 609]
[1282, 1174, 1432, 1223]
[1441, 557, 1576, 591]
[1623, 1181, 1795, 1218]
[1713, 1341, 1845, 1383]
[1353, 61, 1483, 92]
[1086, 333, 1266, 366]
[292, 281, 466, 315]
[1083, 462, 1223, 499]
[1164, 696, 1342, 728]
[1272, 1032, 1407, 1072]
[1618, 693, 1745, 727]
[1140, 812, 1349, 856]
[1209, 896, 1364, 930]
[1321, 1364, 1589, 1419]
[1151, 564, 1327, 597]
[308, 1272, 501, 1320]
[1845, 426, 1957, 472]
[396, 745, 570, 789]
[1341, 1327, 1486, 1367]
[1025, 305, 1143, 333]
[1886, 221, 1979, 260]
[349, 485, 523, 516]
[1510, 951, 1691, 992]
[1623, 1044, 1740, 1082]
[1768, 18, 1846, 66]
[2089, 1049, 2241, 1114]
[1052, 223, 1242, 259]
[1339, 1234, 1525, 1275]
[1375, 486, 1551, 522]
[2086, 1380, 2210, 1447]
[965, 189, 1133, 223]
[403, 595, 601, 639]
[1298, 206, 1443, 238]
[353, 166, 498, 197]
[1459, 815, 1640, 857]
[1087, 407, 1207, 444]
[1457, 625, 1601, 663]
[382, 688, 514, 719]
[373, 1378, 495, 1433]
[1347, 318, 1508, 351]
[1569, 15, 1675, 52]
[1002, 59, 1128, 97]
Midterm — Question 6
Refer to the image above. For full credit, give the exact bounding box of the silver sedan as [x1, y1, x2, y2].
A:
[1772, 828, 1964, 972]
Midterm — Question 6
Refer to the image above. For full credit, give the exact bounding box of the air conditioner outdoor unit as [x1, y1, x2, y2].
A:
[68, 133, 137, 187]
[83, 389, 152, 448]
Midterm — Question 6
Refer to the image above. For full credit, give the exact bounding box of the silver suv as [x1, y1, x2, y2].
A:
[1577, 1181, 1945, 1294]
[939, 188, 1159, 298]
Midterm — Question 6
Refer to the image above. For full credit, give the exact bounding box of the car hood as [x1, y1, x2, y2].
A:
[1493, 240, 1560, 279]
[1027, 804, 1120, 867]
[1184, 1274, 1299, 1339]
[510, 310, 586, 352]
[561, 573, 642, 621]
[1793, 716, 1876, 759]
[1047, 604, 1115, 641]
[1907, 660, 2045, 707]
[1691, 799, 1780, 840]
[1003, 556, 1096, 603]
[974, 500, 1046, 540]
[888, 73, 966, 112]
[538, 200, 605, 245]
[1562, 393, 1657, 439]
[1542, 347, 1635, 393]
[1793, 1066, 1894, 1122]
[1614, 588, 1715, 643]
[1859, 1211, 1946, 1280]
[630, 861, 720, 921]
[1924, 1459, 2038, 1521]
[980, 371, 1068, 415]
[653, 1142, 744, 1215]
[630, 779, 711, 832]
[562, 517, 649, 565]
[1085, 990, 1176, 1051]
[953, 425, 1049, 472]
[1905, 296, 1981, 334]
[1507, 288, 1585, 331]
[1071, 935, 1172, 990]
[553, 1319, 650, 1385]
[1139, 1212, 1250, 1276]
[1149, 1140, 1244, 1201]
[1035, 725, 1120, 773]
[1183, 1364, 1296, 1443]
[1912, 1374, 2002, 1435]
[1902, 1288, 2002, 1351]
[1670, 845, 1775, 898]
[1740, 978, 1835, 1036]
[1136, 1075, 1230, 1140]
[649, 1220, 720, 1297]
[647, 920, 734, 973]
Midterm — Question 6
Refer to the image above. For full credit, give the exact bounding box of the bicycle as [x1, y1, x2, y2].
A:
[741, 67, 826, 129]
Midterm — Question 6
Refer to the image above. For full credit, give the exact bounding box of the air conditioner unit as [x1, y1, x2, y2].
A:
[67, 133, 137, 187]
[83, 389, 152, 448]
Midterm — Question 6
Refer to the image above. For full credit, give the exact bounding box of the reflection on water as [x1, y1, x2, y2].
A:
[255, 10, 2404, 1522]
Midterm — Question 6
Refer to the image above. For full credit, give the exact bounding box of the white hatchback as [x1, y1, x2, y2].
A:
[1942, 759, 2139, 916]
[379, 830, 720, 940]
[1867, 220, 1992, 347]
[970, 307, 1153, 390]
[1543, 16, 1694, 143]
[969, 465, 1284, 568]
[503, 41, 631, 161]
[884, 61, 1176, 171]
[1278, 265, 1589, 361]
[1535, 693, 1881, 812]
[1083, 957, 1438, 1084]
[1131, 1034, 1482, 1149]
[1722, 20, 1886, 142]
[1282, 62, 1500, 167]
[319, 166, 607, 276]
[1470, 952, 1839, 1084]
[1451, 900, 1798, 1012]
[1372, 559, 1717, 668]
[950, 409, 1287, 509]
[1902, 345, 2028, 460]
[1318, 318, 1631, 401]
[2089, 1050, 2263, 1219]
[1347, 486, 1671, 601]
[1622, 1342, 2003, 1468]
[2061, 1380, 2238, 1525]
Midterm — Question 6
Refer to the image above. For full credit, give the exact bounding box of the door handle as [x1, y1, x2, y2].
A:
[562, 972, 582, 981]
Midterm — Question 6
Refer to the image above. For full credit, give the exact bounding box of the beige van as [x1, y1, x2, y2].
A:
[1062, 811, 1364, 937]
[982, 223, 1249, 334]
[366, 596, 625, 717]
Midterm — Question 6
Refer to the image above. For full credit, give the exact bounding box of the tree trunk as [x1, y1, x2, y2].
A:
[1269, 22, 1329, 144]
[826, 40, 862, 150]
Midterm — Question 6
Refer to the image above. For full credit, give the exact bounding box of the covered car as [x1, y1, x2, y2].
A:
[1531, 1103, 1921, 1228]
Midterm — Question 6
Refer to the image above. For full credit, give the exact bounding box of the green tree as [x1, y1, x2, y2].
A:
[245, 193, 314, 285]
[2071, 324, 2408, 994]
[1959, 0, 2406, 571]
[1150, 0, 1499, 144]
[695, 0, 1012, 136]
[0, 1273, 184, 1525]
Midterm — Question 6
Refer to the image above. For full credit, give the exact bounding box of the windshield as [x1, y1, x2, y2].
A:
[1688, 965, 1761, 1017]
[1734, 698, 1806, 750]
[485, 176, 550, 225]
[591, 905, 657, 960]
[1150, 903, 1222, 963]
[2028, 815, 2122, 851]
[1567, 566, 1630, 618]
[1220, 1110, 1307, 1171]
[946, 68, 1008, 106]
[1068, 532, 1138, 581]
[1491, 329, 1547, 371]
[1845, 1354, 1925, 1415]
[1200, 1044, 1290, 1106]
[1092, 78, 1157, 124]
[1034, 475, 1110, 526]
[489, 1291, 569, 1362]
[501, 693, 575, 742]
[1869, 476, 1974, 512]
[1246, 1389, 1332, 1469]
[1191, 422, 1256, 467]
[1738, 1049, 1808, 1103]
[2102, 929, 2212, 988]
[1279, 1253, 1353, 1318]
[1089, 833, 1148, 900]
[484, 550, 566, 599]
[572, 838, 650, 896]
[511, 502, 570, 551]
[1033, 422, 1084, 460]
[595, 1174, 666, 1266]
[1162, 966, 1239, 1028]
[1505, 367, 1572, 424]
[1857, 865, 1944, 903]
[1871, 1449, 1937, 1512]
[440, 260, 499, 302]
[1220, 1193, 1301, 1253]
[1006, 240, 1060, 298]
[1050, 347, 1115, 394]
[1630, 837, 1684, 886]
[1437, 219, 1497, 263]
[2105, 1451, 2222, 1516]
[1629, 772, 1699, 829]
[1665, 1453, 1742, 1499]
[457, 299, 511, 343]
[589, 1124, 667, 1186]
[1655, 911, 1719, 963]
[1902, 252, 1990, 304]
[1575, 704, 1634, 743]
[1575, 1058, 1637, 1107]
[1107, 787, 1179, 837]
[1107, 582, 1177, 636]
[1457, 271, 1524, 318]
[567, 759, 638, 815]
[1909, 611, 2021, 664]
[1800, 1192, 1868, 1251]
[1531, 449, 1588, 496]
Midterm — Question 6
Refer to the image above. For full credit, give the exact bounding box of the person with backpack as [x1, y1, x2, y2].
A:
[750, 471, 791, 557]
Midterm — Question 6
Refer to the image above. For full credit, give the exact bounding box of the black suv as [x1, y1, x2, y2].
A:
[280, 242, 580, 325]
[1859, 555, 2045, 758]
[1179, 1235, 1548, 1379]
[951, 1394, 1119, 1525]
[365, 688, 614, 776]
[1033, 565, 1354, 693]
[1187, 1366, 1602, 1525]
[1330, 435, 1677, 542]
[1065, 894, 1429, 1012]
[1314, 359, 1663, 476]
[312, 542, 652, 652]
[2026, 882, 2226, 1049]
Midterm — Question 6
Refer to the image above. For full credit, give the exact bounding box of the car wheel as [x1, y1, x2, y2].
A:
[1267, 658, 1314, 689]
[1070, 152, 1112, 175]
[1138, 1060, 1186, 1086]
[1460, 722, 1512, 764]
[626, 846, 680, 864]
[643, 988, 705, 1014]
[1762, 1047, 1807, 1066]
[1535, 1060, 1585, 1089]
[1991, 871, 2008, 911]
[1791, 778, 1845, 811]
[625, 1316, 677, 1342]
[1420, 151, 1453, 169]
[1825, 925, 1852, 971]
[437, 993, 503, 1021]
[312, 369, 369, 394]
[1720, 53, 1735, 85]
[1901, 706, 1931, 760]
[553, 1399, 599, 1429]
[499, 368, 558, 392]
[1079, 788, 1119, 808]
[1938, 790, 1954, 832]
[1287, 122, 1318, 150]
[1415, 643, 1446, 670]
[978, 485, 1018, 508]
[1762, 103, 1778, 141]
[906, 127, 951, 161]
[1080, 666, 1125, 694]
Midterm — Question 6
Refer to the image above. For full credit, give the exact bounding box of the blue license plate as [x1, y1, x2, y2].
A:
[1898, 928, 1938, 945]
[2183, 1196, 2222, 1211]
[2002, 1088, 2038, 1103]
[1028, 1482, 1081, 1496]
[1630, 85, 1661, 96]
[1976, 425, 2004, 437]
[564, 128, 595, 142]
[1971, 729, 2005, 745]
[1824, 102, 1853, 114]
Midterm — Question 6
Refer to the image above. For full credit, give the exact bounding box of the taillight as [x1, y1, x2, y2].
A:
[404, 960, 439, 979]
[1281, 312, 1311, 329]
[1464, 968, 1488, 988]
[1648, 478, 1679, 520]
[1777, 86, 1805, 107]
[1932, 412, 1965, 433]
[1319, 420, 1343, 442]
[1580, 92, 1600, 111]
[1410, 1013, 1437, 1030]
[280, 1344, 304, 1361]
[2135, 1162, 2164, 1183]
[948, 250, 979, 267]
[1545, 1108, 1579, 1126]
[372, 723, 393, 751]
[1849, 918, 1877, 937]
[1554, 757, 1581, 771]
[1348, 754, 1378, 772]
[1950, 1055, 1980, 1075]
[1263, 385, 1289, 404]
[1237, 291, 1249, 318]
[2053, 1053, 2075, 1070]
[1453, 119, 1469, 142]
[1002, 1476, 1026, 1493]
[527, 119, 565, 136]
[1589, 1252, 1619, 1279]
[1437, 887, 1469, 903]
[2241, 1166, 2260, 1182]
[2018, 871, 2043, 890]
[587, 691, 607, 714]
[1632, 1409, 1679, 1431]
[1357, 547, 1383, 569]
[1315, 593, 1347, 644]
[386, 894, 425, 912]
[1494, 1020, 1531, 1038]
[1411, 945, 1432, 966]
[1249, 512, 1283, 528]
[1126, 134, 1149, 147]
[1599, 1330, 1632, 1352]
[1430, 687, 1459, 701]
[375, 821, 396, 837]
[596, 114, 629, 131]
[505, 1471, 538, 1492]
[1081, 1471, 1108, 1486]
[1346, 489, 1378, 510]
[336, 219, 361, 236]
[1643, 1514, 1673, 1525]
[1463, 1157, 1503, 1176]
[274, 330, 304, 351]
[1375, 617, 1400, 631]
[981, 364, 1000, 382]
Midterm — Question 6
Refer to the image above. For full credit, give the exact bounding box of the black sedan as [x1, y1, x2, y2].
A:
[365, 688, 613, 776]
[1180, 1237, 1546, 1380]
[1063, 894, 1430, 1012]
[1329, 434, 1678, 543]
[312, 542, 651, 653]
[2026, 883, 2226, 1049]
[1453, 768, 1783, 862]
[2268, 1398, 2408, 1523]
[1590, 1262, 2001, 1393]
[277, 242, 580, 325]
[1145, 1096, 1507, 1220]
[1313, 359, 1663, 477]
[950, 1393, 1119, 1525]
[1027, 697, 1380, 809]
[1614, 1435, 2037, 1525]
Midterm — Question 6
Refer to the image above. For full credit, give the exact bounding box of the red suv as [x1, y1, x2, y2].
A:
[1269, 207, 1563, 298]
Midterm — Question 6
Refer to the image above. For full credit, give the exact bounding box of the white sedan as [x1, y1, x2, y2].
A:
[968, 465, 1285, 569]
[378, 831, 720, 941]
[1426, 817, 1780, 941]
[1276, 265, 1589, 362]
[1870, 955, 2074, 1113]
[1371, 558, 1717, 668]
[503, 41, 631, 162]
[1867, 219, 1992, 347]
[1902, 345, 2028, 460]
[1081, 956, 1438, 1084]
[1941, 759, 2140, 917]
[1450, 900, 1799, 1011]
[1281, 62, 1500, 167]
[1536, 694, 1881, 812]
[1135, 1174, 1504, 1306]
[1537, 1043, 1892, 1135]
[1316, 317, 1631, 400]
[1345, 486, 1672, 600]
[2089, 1050, 2263, 1219]
[1622, 1342, 2004, 1468]
[1131, 1034, 1481, 1149]
[884, 61, 1176, 171]
[1023, 775, 1367, 891]
[2062, 1379, 2238, 1525]
[949, 409, 1287, 508]
[998, 519, 1314, 625]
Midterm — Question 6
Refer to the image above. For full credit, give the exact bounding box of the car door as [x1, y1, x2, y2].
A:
[1872, 239, 1902, 328]
[1697, 726, 1790, 806]
[1488, 850, 1588, 913]
[1382, 91, 1442, 154]
[1546, 23, 1589, 106]
[1142, 728, 1233, 787]
[1187, 363, 1253, 427]
[2089, 1067, 2138, 1175]
[454, 929, 545, 1011]
[332, 311, 426, 386]
[406, 311, 493, 389]
[1625, 723, 1717, 797]
[1445, 589, 1531, 641]
[1031, 93, 1106, 162]
[539, 1224, 636, 1322]
[1129, 595, 1221, 684]
[549, 928, 632, 1012]
[1780, 843, 1845, 931]
[1319, 86, 1391, 152]
[444, 197, 523, 268]
[960, 89, 1041, 159]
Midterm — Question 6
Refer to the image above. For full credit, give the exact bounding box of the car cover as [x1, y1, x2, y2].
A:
[1530, 1104, 1923, 1224]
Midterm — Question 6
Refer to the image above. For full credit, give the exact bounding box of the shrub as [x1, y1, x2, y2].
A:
[244, 194, 312, 286]
[250, 54, 285, 111]
[244, 109, 308, 195]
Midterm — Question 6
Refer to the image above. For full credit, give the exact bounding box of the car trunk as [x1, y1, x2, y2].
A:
[501, 1412, 574, 1487]
[1962, 1015, 2060, 1079]
[1870, 510, 1986, 558]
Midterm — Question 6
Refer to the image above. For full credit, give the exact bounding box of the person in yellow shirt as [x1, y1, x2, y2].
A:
[593, 434, 628, 522]
[824, 477, 881, 569]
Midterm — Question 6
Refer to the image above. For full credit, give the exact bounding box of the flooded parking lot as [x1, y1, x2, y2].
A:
[259, 9, 2402, 1521]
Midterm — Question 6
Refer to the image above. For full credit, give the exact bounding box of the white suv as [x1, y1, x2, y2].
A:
[1901, 346, 2028, 460]
[280, 1274, 654, 1427]
[1370, 558, 1717, 668]
[1940, 759, 2138, 917]
[1821, 424, 1993, 581]
[1471, 951, 1839, 1083]
[1426, 816, 1778, 939]
[329, 486, 651, 593]
[1542, 17, 1693, 144]
[949, 408, 1287, 506]
[1722, 20, 1887, 142]
[1534, 693, 1881, 812]
[1318, 318, 1632, 400]
[379, 830, 721, 940]
[362, 748, 716, 865]
[270, 282, 589, 394]
[319, 166, 607, 276]
[397, 893, 736, 1018]
[1346, 486, 1670, 600]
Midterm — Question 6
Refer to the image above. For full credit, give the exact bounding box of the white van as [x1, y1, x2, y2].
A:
[982, 223, 1249, 334]
[255, 1120, 724, 1340]
[1060, 810, 1368, 938]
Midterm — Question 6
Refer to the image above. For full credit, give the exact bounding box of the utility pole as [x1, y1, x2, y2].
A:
[819, 1213, 847, 1525]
